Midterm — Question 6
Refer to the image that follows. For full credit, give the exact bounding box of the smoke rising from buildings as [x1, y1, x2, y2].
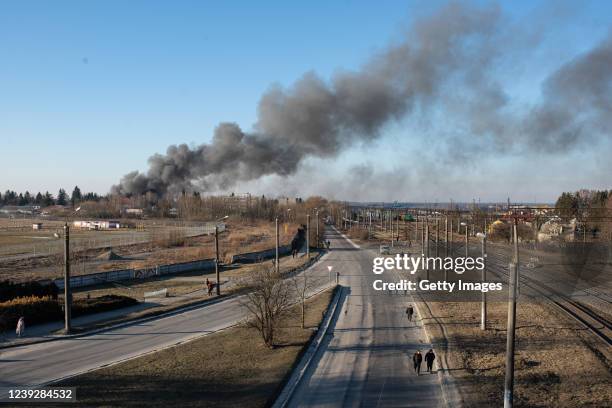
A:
[113, 3, 612, 197]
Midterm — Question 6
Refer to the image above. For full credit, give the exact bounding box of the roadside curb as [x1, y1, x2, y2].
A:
[272, 285, 344, 408]
[0, 293, 237, 350]
[412, 293, 463, 408]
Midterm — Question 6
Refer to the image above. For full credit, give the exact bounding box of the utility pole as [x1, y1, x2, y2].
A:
[465, 224, 469, 258]
[480, 233, 487, 330]
[306, 214, 310, 259]
[215, 225, 220, 295]
[435, 217, 439, 257]
[425, 223, 430, 280]
[504, 221, 520, 408]
[316, 210, 319, 248]
[63, 223, 71, 334]
[396, 211, 400, 241]
[275, 217, 279, 274]
[445, 216, 449, 281]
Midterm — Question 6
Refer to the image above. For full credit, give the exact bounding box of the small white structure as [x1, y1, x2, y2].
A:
[32, 223, 43, 230]
[73, 220, 121, 230]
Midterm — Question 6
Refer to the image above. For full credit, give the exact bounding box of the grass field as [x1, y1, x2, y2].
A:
[0, 219, 300, 283]
[418, 300, 612, 407]
[52, 288, 334, 407]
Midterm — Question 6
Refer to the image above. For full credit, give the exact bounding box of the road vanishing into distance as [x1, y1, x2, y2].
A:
[0, 227, 448, 406]
[287, 228, 445, 408]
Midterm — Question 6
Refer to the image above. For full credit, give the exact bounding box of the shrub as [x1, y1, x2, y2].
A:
[0, 296, 62, 330]
[0, 280, 59, 303]
[0, 294, 138, 332]
[72, 295, 138, 317]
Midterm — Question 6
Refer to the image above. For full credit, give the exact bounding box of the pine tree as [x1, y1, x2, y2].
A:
[57, 188, 67, 206]
[71, 186, 82, 206]
[43, 191, 55, 207]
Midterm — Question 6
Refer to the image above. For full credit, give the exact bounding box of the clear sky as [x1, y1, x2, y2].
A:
[1, 1, 611, 202]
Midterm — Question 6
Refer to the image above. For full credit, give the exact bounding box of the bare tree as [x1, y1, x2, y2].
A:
[242, 264, 292, 348]
[290, 268, 317, 329]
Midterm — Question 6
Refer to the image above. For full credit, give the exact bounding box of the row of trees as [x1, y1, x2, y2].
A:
[555, 189, 612, 238]
[1, 186, 102, 207]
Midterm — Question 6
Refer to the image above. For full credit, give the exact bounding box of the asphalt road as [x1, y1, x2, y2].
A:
[0, 226, 448, 407]
[0, 246, 333, 398]
[288, 227, 446, 408]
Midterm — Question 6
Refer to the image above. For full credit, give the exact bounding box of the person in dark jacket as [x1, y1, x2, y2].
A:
[425, 349, 436, 373]
[406, 305, 414, 322]
[413, 350, 423, 375]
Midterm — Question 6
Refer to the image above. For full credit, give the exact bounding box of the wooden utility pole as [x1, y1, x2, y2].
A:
[306, 214, 310, 259]
[63, 223, 72, 334]
[275, 217, 279, 274]
[425, 223, 430, 280]
[215, 225, 220, 295]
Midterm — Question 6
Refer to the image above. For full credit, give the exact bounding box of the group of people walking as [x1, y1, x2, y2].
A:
[405, 304, 436, 375]
[412, 349, 436, 375]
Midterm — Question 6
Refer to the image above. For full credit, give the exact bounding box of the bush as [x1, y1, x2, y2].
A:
[72, 295, 138, 317]
[0, 296, 62, 330]
[0, 280, 59, 303]
[0, 294, 138, 333]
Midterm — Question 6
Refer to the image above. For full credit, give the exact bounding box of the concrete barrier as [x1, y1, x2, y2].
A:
[144, 288, 168, 298]
[52, 232, 301, 290]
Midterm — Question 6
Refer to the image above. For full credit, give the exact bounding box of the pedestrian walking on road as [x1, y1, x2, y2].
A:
[413, 350, 423, 375]
[16, 316, 25, 338]
[206, 279, 214, 296]
[425, 349, 436, 373]
[406, 305, 414, 322]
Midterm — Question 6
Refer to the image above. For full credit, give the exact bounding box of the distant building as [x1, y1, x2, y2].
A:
[32, 223, 43, 230]
[123, 208, 144, 216]
[0, 205, 39, 215]
[73, 220, 121, 230]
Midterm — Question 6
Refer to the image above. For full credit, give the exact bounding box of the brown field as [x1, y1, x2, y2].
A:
[417, 300, 611, 407]
[0, 219, 300, 282]
[50, 288, 335, 408]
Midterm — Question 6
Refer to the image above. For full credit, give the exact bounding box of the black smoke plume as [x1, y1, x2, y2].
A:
[113, 3, 612, 196]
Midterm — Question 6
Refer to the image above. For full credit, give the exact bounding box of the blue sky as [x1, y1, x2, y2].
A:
[1, 1, 611, 202]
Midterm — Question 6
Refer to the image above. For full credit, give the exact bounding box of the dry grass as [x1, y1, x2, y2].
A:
[71, 249, 321, 303]
[1, 219, 299, 282]
[417, 300, 612, 407]
[53, 289, 335, 408]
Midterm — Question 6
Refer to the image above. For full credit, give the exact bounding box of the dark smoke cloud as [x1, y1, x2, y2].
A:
[113, 2, 612, 196]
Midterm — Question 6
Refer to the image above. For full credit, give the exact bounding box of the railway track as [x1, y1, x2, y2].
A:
[485, 249, 612, 346]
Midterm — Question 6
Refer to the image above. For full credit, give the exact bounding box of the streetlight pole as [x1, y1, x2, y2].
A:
[504, 221, 520, 408]
[63, 223, 71, 334]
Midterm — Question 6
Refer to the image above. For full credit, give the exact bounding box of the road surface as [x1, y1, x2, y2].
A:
[287, 227, 446, 407]
[0, 252, 330, 397]
[1, 227, 448, 407]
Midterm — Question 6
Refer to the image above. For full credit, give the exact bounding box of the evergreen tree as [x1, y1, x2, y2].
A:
[71, 186, 82, 206]
[43, 191, 55, 206]
[35, 192, 43, 205]
[57, 188, 68, 206]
